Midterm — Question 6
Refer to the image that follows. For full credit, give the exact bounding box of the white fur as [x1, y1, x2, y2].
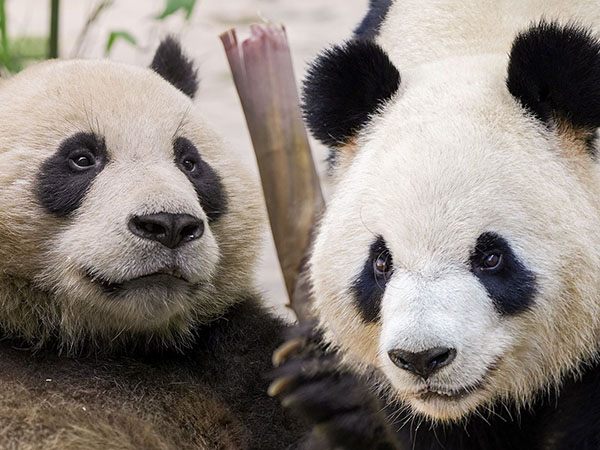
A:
[378, 0, 600, 69]
[0, 59, 262, 351]
[311, 8, 600, 422]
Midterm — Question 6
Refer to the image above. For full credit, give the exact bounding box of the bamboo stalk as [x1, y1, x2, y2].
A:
[220, 24, 324, 321]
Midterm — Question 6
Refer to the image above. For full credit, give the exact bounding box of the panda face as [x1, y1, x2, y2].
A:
[35, 115, 223, 331]
[0, 54, 261, 348]
[310, 54, 600, 420]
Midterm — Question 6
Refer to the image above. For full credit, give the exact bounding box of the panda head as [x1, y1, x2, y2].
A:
[307, 22, 600, 421]
[0, 37, 262, 352]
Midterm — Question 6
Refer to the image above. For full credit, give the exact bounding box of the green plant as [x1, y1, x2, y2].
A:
[156, 0, 198, 20]
[0, 0, 12, 71]
[0, 0, 49, 72]
[0, 0, 200, 71]
[0, 0, 57, 72]
[105, 30, 136, 55]
[49, 0, 59, 58]
[104, 0, 198, 56]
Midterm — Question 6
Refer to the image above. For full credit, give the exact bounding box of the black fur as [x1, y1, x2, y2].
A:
[174, 137, 227, 222]
[470, 232, 536, 316]
[302, 40, 400, 149]
[507, 22, 600, 133]
[36, 132, 108, 217]
[350, 237, 392, 322]
[389, 362, 600, 450]
[151, 36, 199, 99]
[0, 298, 309, 449]
[354, 0, 393, 41]
[274, 326, 600, 450]
[272, 324, 400, 450]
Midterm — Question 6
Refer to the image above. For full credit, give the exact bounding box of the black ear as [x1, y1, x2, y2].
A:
[507, 21, 600, 130]
[302, 40, 401, 148]
[151, 36, 198, 98]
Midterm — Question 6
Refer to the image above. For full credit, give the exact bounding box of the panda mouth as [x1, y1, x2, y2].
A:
[85, 268, 190, 293]
[416, 381, 484, 401]
[413, 366, 496, 403]
[410, 358, 500, 403]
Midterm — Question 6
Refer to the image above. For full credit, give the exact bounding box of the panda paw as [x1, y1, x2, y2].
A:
[269, 323, 401, 450]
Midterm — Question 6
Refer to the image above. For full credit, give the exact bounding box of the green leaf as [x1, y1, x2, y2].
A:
[0, 37, 47, 72]
[155, 0, 197, 21]
[13, 37, 47, 60]
[105, 31, 136, 55]
[0, 0, 11, 71]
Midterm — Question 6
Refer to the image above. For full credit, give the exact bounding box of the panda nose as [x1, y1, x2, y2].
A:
[388, 347, 456, 379]
[128, 213, 204, 249]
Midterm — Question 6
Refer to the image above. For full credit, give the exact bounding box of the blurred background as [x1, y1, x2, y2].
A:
[1, 0, 367, 319]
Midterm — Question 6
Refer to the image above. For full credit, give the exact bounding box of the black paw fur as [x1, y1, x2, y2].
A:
[270, 323, 401, 450]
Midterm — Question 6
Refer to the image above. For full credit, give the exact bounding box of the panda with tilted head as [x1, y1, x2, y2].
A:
[272, 1, 600, 449]
[0, 37, 307, 449]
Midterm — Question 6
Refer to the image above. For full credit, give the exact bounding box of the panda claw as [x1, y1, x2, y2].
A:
[268, 375, 298, 397]
[272, 338, 305, 367]
[281, 394, 298, 409]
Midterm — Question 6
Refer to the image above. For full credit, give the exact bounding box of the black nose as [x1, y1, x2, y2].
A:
[388, 347, 456, 378]
[128, 213, 204, 249]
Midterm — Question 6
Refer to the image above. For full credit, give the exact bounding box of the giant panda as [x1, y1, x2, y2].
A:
[0, 37, 307, 449]
[272, 1, 600, 449]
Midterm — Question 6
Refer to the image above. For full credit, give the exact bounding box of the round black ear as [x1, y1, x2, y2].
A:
[507, 21, 600, 130]
[151, 36, 198, 99]
[302, 40, 401, 148]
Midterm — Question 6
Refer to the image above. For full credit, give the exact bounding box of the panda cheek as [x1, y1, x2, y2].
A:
[35, 132, 108, 217]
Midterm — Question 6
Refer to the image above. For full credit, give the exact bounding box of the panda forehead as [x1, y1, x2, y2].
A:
[331, 98, 575, 263]
[1, 59, 195, 157]
[346, 55, 554, 188]
[387, 54, 517, 121]
[349, 117, 533, 209]
[67, 71, 192, 158]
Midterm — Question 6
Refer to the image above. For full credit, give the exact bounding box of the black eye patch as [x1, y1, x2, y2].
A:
[174, 137, 227, 222]
[350, 236, 393, 323]
[36, 132, 108, 217]
[470, 232, 536, 316]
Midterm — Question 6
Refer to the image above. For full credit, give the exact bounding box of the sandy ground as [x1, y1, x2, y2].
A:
[6, 0, 367, 319]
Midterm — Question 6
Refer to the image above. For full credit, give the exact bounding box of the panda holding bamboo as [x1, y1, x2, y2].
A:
[272, 0, 600, 449]
[0, 37, 308, 449]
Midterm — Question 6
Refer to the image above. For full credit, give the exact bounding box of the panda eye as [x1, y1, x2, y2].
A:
[480, 252, 503, 271]
[182, 158, 197, 172]
[68, 151, 96, 171]
[373, 251, 393, 277]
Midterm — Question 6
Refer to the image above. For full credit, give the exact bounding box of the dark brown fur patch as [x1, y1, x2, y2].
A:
[0, 299, 308, 449]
